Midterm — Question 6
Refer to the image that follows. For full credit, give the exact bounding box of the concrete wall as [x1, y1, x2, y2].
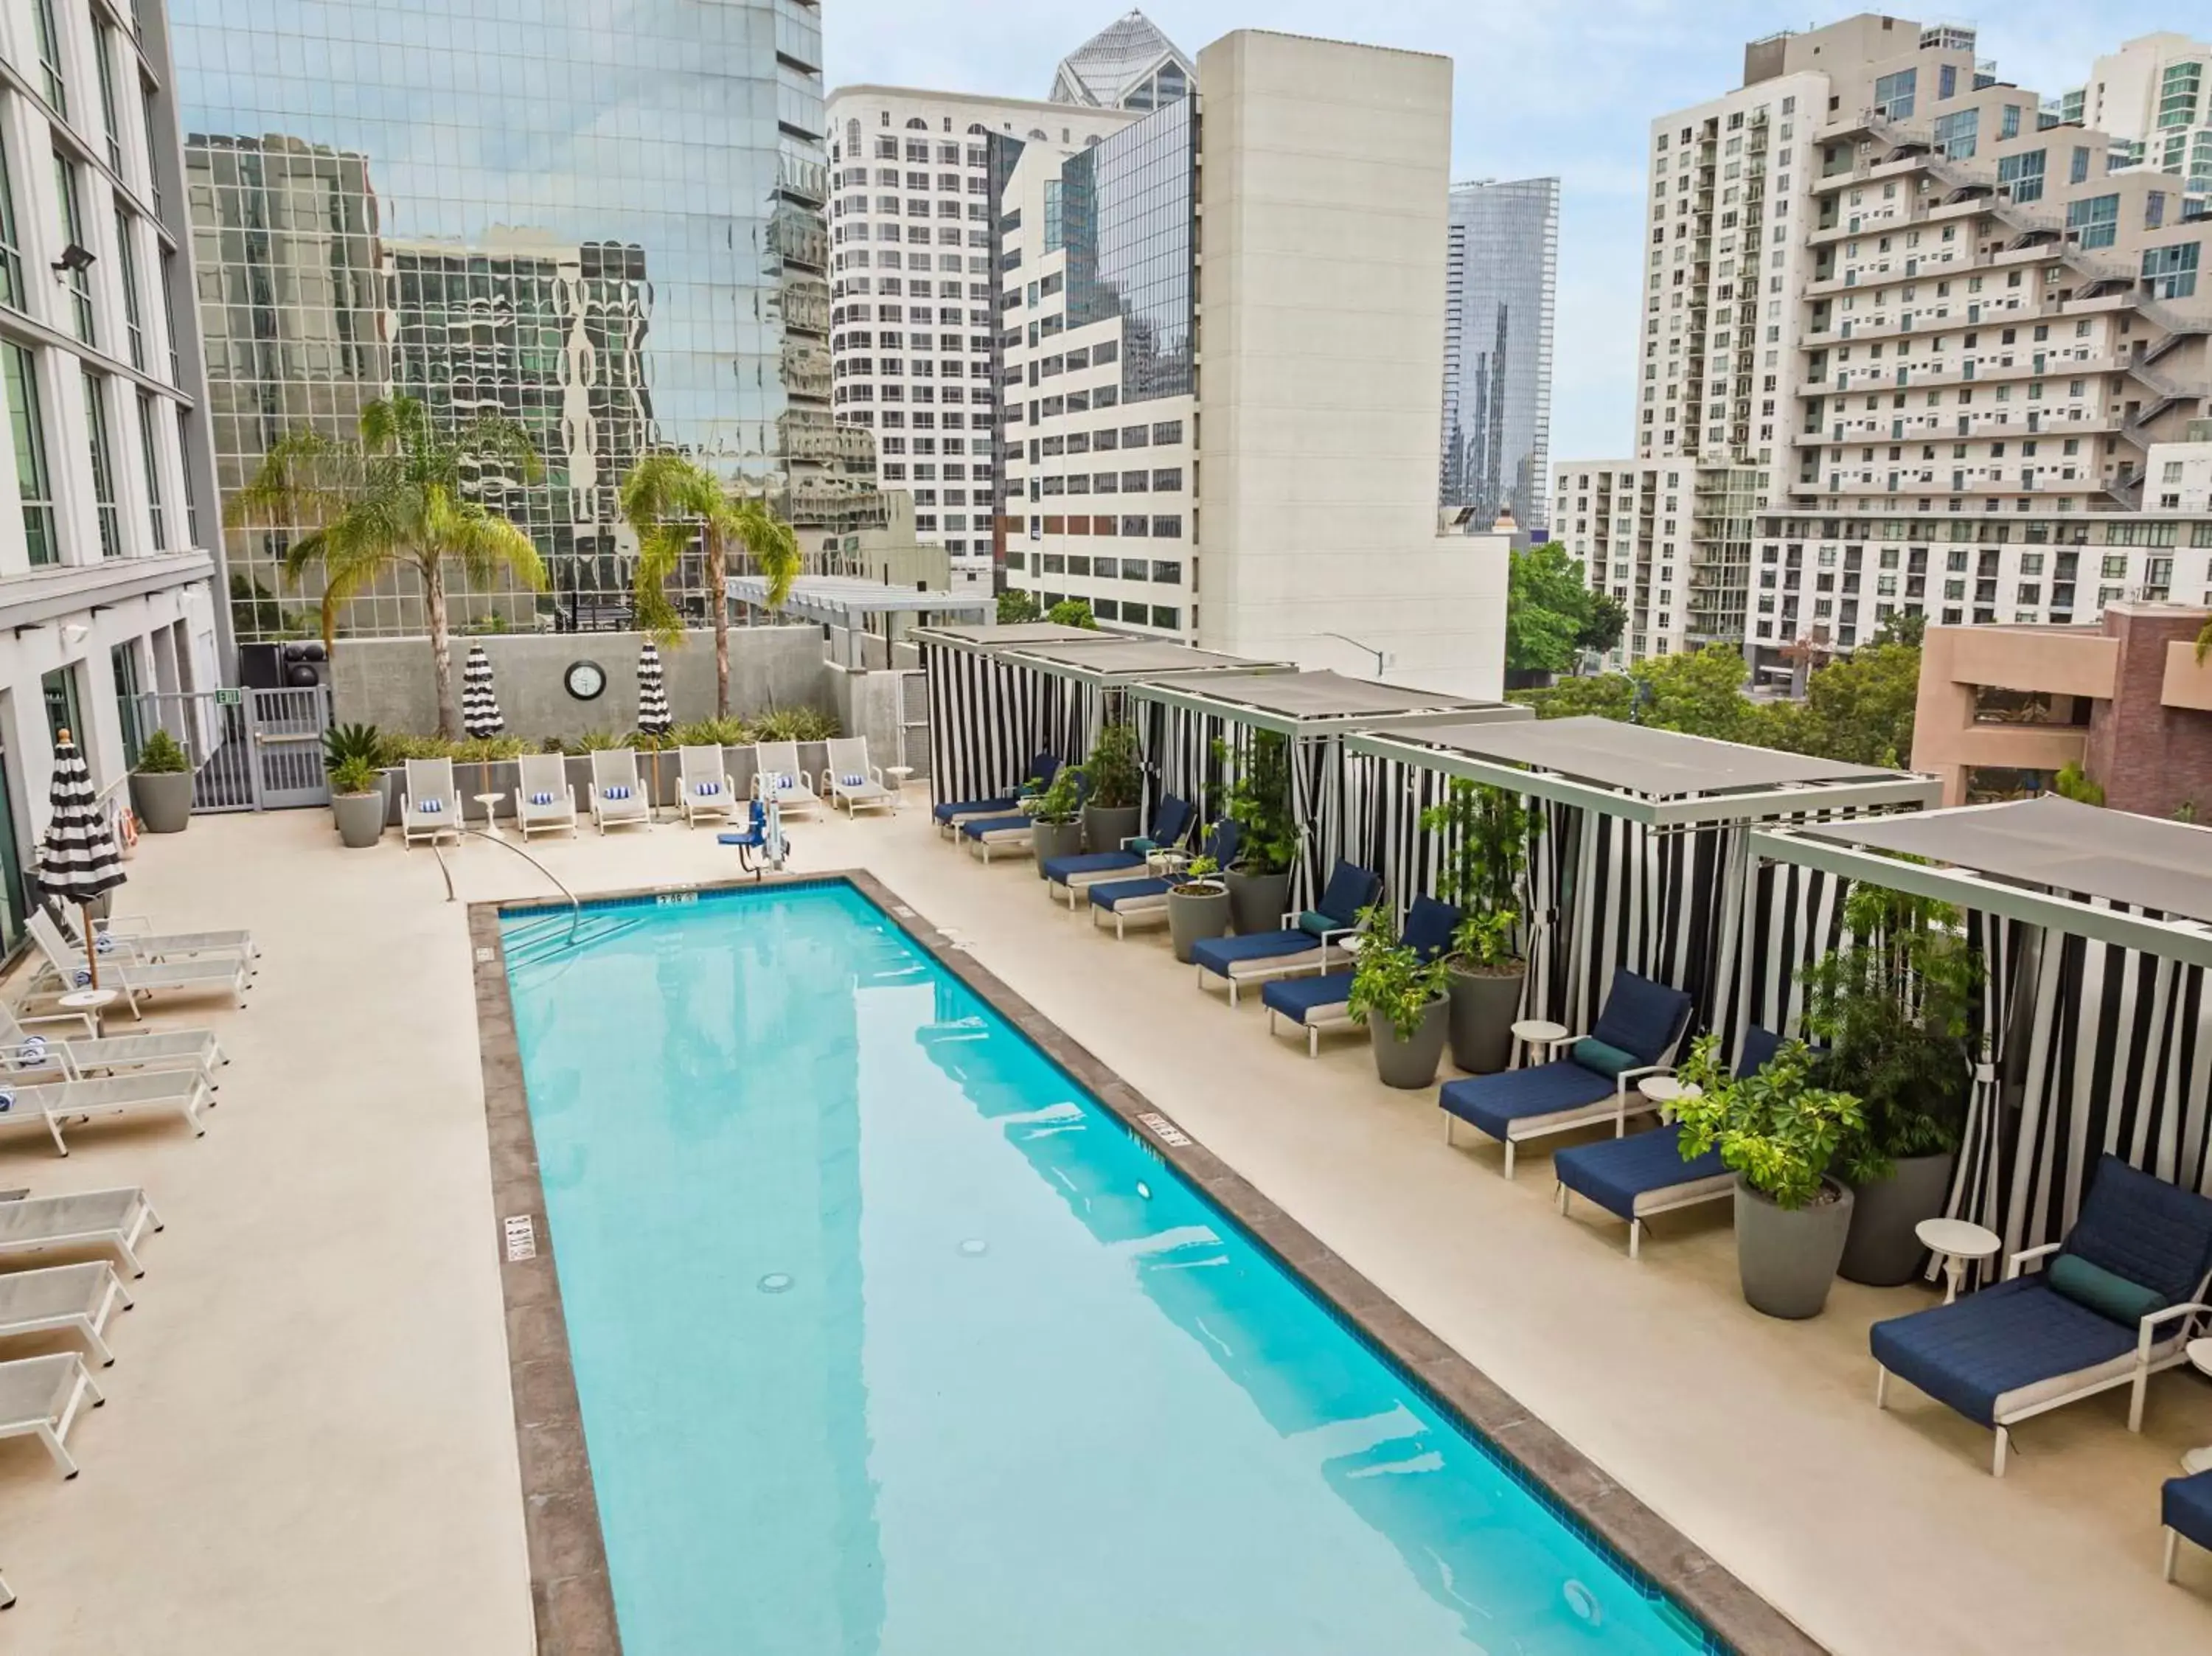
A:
[331, 626, 831, 740]
[1912, 624, 2106, 806]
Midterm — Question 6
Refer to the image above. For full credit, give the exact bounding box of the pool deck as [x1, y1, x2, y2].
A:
[5, 798, 2211, 1654]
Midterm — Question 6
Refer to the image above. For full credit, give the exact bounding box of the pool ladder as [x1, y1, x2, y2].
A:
[434, 828, 584, 952]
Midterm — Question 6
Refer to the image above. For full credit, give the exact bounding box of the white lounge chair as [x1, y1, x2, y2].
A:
[588, 751, 650, 834]
[400, 759, 461, 848]
[678, 746, 739, 828]
[515, 754, 579, 841]
[86, 913, 257, 967]
[0, 1354, 103, 1478]
[750, 741, 821, 816]
[26, 912, 249, 1017]
[821, 737, 892, 817]
[0, 1068, 214, 1155]
[0, 1001, 222, 1083]
[0, 1264, 132, 1367]
[0, 1187, 162, 1278]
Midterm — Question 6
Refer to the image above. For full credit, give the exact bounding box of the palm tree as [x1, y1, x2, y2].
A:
[228, 396, 546, 740]
[619, 452, 801, 719]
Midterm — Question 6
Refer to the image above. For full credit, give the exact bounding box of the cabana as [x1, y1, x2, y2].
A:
[1125, 671, 1527, 912]
[1344, 717, 1938, 1044]
[1751, 795, 2212, 1256]
[726, 574, 991, 668]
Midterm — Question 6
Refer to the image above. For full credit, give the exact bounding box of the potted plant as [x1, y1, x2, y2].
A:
[128, 729, 194, 834]
[1675, 1034, 1865, 1319]
[1220, 733, 1297, 934]
[1419, 779, 1540, 1074]
[1166, 855, 1231, 963]
[1080, 718, 1142, 852]
[330, 755, 387, 848]
[1347, 906, 1453, 1089]
[1023, 762, 1086, 876]
[1801, 883, 1978, 1287]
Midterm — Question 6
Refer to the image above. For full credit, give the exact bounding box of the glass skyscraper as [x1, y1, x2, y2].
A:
[172, 0, 867, 640]
[1440, 176, 1558, 537]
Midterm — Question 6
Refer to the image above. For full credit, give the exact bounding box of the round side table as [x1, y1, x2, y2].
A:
[2183, 1339, 2212, 1477]
[473, 792, 506, 837]
[1638, 1074, 1702, 1119]
[1511, 1018, 1570, 1069]
[1916, 1217, 2003, 1304]
[884, 766, 914, 812]
[56, 987, 122, 1039]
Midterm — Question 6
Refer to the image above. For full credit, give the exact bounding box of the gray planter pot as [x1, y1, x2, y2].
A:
[1839, 1150, 1959, 1287]
[1032, 818, 1083, 876]
[1166, 883, 1231, 962]
[333, 789, 386, 849]
[1735, 1177, 1855, 1320]
[1369, 999, 1450, 1090]
[1225, 868, 1292, 936]
[1446, 964, 1526, 1074]
[129, 770, 193, 835]
[1082, 803, 1141, 854]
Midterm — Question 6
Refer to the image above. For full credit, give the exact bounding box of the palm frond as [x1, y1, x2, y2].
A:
[731, 496, 802, 609]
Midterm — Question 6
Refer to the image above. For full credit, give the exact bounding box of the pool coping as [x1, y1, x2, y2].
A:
[473, 870, 1829, 1656]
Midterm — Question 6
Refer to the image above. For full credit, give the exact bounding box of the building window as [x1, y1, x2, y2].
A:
[32, 0, 67, 112]
[4, 344, 56, 566]
[110, 641, 142, 767]
[1937, 63, 1956, 101]
[114, 210, 145, 369]
[94, 24, 123, 172]
[50, 152, 93, 343]
[83, 372, 120, 558]
[0, 127, 23, 312]
[1873, 69, 1916, 119]
[2069, 145, 2090, 184]
[175, 408, 201, 545]
[2065, 194, 2119, 251]
[2143, 241, 2200, 301]
[1932, 109, 1978, 160]
[135, 390, 164, 551]
[1997, 150, 2045, 204]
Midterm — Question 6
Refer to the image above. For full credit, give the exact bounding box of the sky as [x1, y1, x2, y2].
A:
[821, 1, 2190, 465]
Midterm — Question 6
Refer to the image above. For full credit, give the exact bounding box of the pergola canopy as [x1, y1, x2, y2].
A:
[999, 638, 1290, 688]
[911, 620, 1106, 650]
[1129, 669, 1526, 736]
[1755, 794, 2212, 967]
[727, 575, 992, 630]
[1348, 715, 1939, 827]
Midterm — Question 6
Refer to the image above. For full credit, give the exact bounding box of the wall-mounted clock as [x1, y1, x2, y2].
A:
[564, 659, 607, 701]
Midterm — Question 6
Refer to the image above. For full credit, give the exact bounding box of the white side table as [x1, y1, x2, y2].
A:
[1916, 1217, 2003, 1304]
[1511, 1018, 1569, 1069]
[473, 793, 506, 837]
[1638, 1074, 1701, 1119]
[884, 766, 914, 812]
[56, 988, 121, 1039]
[2183, 1340, 2212, 1477]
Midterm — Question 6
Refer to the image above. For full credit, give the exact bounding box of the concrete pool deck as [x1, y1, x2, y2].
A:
[4, 800, 2210, 1654]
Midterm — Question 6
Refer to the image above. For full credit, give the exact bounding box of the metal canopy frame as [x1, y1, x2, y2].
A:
[908, 621, 1111, 655]
[1752, 821, 2212, 971]
[995, 639, 1297, 692]
[1125, 671, 1529, 739]
[1344, 722, 1941, 829]
[729, 577, 993, 631]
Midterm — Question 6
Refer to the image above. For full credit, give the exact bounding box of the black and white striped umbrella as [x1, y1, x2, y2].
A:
[461, 643, 504, 739]
[636, 639, 672, 737]
[36, 731, 126, 989]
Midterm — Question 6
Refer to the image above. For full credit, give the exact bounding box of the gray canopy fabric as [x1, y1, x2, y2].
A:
[1376, 715, 1905, 799]
[726, 576, 992, 630]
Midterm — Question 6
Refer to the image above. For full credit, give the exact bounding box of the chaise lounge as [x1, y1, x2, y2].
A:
[514, 754, 579, 841]
[1088, 819, 1240, 938]
[931, 753, 1060, 837]
[1043, 795, 1194, 908]
[1870, 1152, 2212, 1475]
[1261, 894, 1460, 1057]
[2166, 1469, 2212, 1587]
[1439, 970, 1693, 1178]
[1189, 860, 1382, 1006]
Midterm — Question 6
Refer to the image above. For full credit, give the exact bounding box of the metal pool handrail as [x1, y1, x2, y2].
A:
[433, 829, 582, 946]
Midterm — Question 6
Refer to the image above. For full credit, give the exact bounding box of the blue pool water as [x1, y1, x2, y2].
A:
[501, 882, 1718, 1655]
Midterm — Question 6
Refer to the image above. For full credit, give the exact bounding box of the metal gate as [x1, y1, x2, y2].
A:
[133, 686, 332, 813]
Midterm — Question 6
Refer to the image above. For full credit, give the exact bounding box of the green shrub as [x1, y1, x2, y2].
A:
[1083, 720, 1141, 809]
[329, 754, 383, 796]
[673, 716, 750, 747]
[134, 729, 190, 775]
[322, 723, 382, 775]
[453, 737, 526, 762]
[1675, 1035, 1864, 1211]
[1346, 906, 1450, 1040]
[750, 706, 838, 742]
[375, 732, 459, 765]
[566, 729, 627, 754]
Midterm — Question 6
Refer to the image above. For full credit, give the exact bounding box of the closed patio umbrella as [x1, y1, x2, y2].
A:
[636, 639, 672, 737]
[35, 731, 126, 989]
[461, 643, 504, 739]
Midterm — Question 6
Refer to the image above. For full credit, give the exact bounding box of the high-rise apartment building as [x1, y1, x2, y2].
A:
[1441, 178, 1558, 536]
[2067, 35, 2211, 208]
[173, 0, 867, 641]
[1000, 30, 1510, 697]
[1557, 14, 2212, 675]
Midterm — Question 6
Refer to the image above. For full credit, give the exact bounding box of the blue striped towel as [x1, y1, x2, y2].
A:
[604, 785, 631, 801]
[15, 1038, 46, 1067]
[419, 798, 443, 813]
[773, 773, 796, 790]
[94, 933, 114, 956]
[529, 791, 555, 806]
[72, 968, 91, 987]
[840, 773, 866, 788]
[0, 1090, 13, 1115]
[695, 781, 722, 796]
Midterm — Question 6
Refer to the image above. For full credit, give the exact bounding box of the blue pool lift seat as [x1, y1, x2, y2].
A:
[1438, 970, 1693, 1179]
[1260, 896, 1461, 1057]
[1087, 819, 1242, 938]
[717, 800, 772, 877]
[1871, 1152, 2212, 1476]
[931, 752, 1060, 835]
[2165, 1469, 2212, 1587]
[1042, 795, 1196, 908]
[1551, 1026, 1784, 1258]
[1189, 860, 1384, 1006]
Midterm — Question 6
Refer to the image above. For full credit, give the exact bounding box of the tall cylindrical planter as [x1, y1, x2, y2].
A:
[1082, 804, 1141, 855]
[1839, 1151, 1958, 1287]
[1032, 819, 1083, 876]
[1446, 966, 1526, 1074]
[333, 788, 386, 849]
[128, 770, 194, 835]
[1167, 885, 1231, 962]
[1225, 868, 1291, 936]
[1369, 1000, 1450, 1090]
[1734, 1177, 1854, 1320]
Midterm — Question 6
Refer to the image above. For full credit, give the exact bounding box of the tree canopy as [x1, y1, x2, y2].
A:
[998, 588, 1040, 625]
[1506, 540, 1607, 675]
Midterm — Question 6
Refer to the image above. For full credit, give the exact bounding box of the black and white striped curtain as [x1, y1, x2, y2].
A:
[1140, 700, 1228, 824]
[922, 643, 1071, 806]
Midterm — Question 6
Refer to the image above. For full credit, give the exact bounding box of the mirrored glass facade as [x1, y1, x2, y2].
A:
[173, 0, 867, 639]
[1062, 95, 1193, 406]
[1441, 177, 1558, 536]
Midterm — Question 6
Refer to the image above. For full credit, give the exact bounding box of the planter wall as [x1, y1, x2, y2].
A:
[1446, 967, 1526, 1074]
[1839, 1151, 1958, 1287]
[1167, 886, 1231, 962]
[1734, 1177, 1854, 1319]
[1370, 1001, 1450, 1090]
[129, 770, 194, 834]
[1225, 868, 1291, 936]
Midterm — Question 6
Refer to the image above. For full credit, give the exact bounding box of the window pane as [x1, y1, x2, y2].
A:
[5, 344, 57, 566]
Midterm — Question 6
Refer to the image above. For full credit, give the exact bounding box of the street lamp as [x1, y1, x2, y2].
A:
[1318, 631, 1392, 677]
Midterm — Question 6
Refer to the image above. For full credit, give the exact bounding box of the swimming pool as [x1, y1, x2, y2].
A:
[500, 880, 1721, 1655]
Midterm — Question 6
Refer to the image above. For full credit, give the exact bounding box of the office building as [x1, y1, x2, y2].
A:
[0, 0, 225, 948]
[173, 0, 869, 641]
[1050, 10, 1195, 113]
[1001, 31, 1510, 697]
[1555, 15, 2212, 674]
[1441, 178, 1558, 536]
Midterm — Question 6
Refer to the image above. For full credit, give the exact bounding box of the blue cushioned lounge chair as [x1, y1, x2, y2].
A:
[1552, 1026, 1783, 1258]
[959, 771, 1086, 865]
[1043, 795, 1195, 908]
[1088, 820, 1240, 938]
[2165, 1469, 2212, 1586]
[1871, 1152, 2212, 1476]
[932, 753, 1060, 837]
[1261, 896, 1461, 1057]
[1189, 860, 1382, 1006]
[1438, 970, 1693, 1179]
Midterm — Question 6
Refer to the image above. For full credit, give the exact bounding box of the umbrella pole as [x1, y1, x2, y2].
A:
[80, 902, 98, 990]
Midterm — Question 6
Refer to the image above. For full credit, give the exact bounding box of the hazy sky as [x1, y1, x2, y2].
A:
[821, 1, 2189, 465]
